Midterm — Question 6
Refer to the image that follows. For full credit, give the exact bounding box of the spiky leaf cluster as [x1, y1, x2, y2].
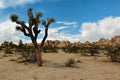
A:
[10, 14, 18, 22]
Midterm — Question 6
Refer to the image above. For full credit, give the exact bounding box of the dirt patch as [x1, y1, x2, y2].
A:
[0, 53, 120, 80]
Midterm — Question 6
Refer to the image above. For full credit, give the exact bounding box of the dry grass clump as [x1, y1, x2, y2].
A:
[65, 58, 75, 67]
[4, 47, 13, 54]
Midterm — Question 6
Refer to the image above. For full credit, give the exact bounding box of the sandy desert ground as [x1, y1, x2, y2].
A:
[0, 52, 120, 80]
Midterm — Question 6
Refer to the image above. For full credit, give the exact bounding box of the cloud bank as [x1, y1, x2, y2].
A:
[0, 20, 29, 44]
[80, 16, 120, 42]
[48, 16, 120, 42]
[0, 16, 120, 44]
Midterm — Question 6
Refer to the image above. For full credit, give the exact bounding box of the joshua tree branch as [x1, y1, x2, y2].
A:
[16, 20, 29, 30]
[40, 18, 55, 48]
[22, 28, 30, 37]
[33, 18, 39, 40]
[40, 27, 48, 48]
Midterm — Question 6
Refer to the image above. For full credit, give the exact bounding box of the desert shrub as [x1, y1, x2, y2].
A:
[1, 41, 9, 48]
[62, 45, 71, 53]
[63, 45, 79, 53]
[15, 40, 26, 52]
[88, 44, 100, 56]
[1, 41, 17, 52]
[65, 58, 75, 67]
[4, 47, 13, 54]
[79, 43, 100, 56]
[106, 44, 120, 62]
[42, 45, 58, 53]
[18, 46, 37, 63]
[0, 46, 2, 51]
[71, 46, 79, 53]
[79, 44, 90, 55]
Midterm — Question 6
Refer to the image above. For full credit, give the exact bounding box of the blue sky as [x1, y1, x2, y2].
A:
[0, 0, 120, 44]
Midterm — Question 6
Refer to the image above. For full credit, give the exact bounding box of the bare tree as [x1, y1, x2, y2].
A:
[10, 8, 55, 66]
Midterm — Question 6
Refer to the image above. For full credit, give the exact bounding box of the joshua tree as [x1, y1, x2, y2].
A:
[18, 39, 24, 47]
[10, 8, 55, 66]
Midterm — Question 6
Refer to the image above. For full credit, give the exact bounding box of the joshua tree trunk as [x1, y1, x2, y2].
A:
[36, 48, 42, 66]
[37, 27, 48, 66]
[91, 53, 94, 56]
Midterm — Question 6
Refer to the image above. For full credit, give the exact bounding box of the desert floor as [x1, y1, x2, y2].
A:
[0, 52, 120, 80]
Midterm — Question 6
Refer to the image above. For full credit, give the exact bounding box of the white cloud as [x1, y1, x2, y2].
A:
[48, 21, 85, 42]
[47, 26, 68, 40]
[56, 21, 78, 25]
[0, 0, 40, 9]
[80, 16, 120, 42]
[0, 20, 28, 44]
[47, 16, 120, 42]
[63, 22, 78, 25]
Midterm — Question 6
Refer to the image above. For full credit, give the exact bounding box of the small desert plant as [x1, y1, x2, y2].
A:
[106, 44, 120, 62]
[4, 47, 13, 54]
[18, 46, 37, 63]
[63, 45, 79, 53]
[65, 58, 75, 67]
[42, 45, 58, 53]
